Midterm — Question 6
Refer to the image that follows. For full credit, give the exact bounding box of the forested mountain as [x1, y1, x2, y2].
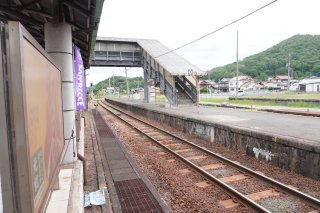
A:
[92, 76, 144, 94]
[208, 35, 320, 82]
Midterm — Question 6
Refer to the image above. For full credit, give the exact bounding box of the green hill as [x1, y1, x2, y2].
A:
[93, 76, 144, 94]
[208, 35, 320, 82]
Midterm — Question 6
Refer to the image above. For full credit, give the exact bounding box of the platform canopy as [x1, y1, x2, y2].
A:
[0, 0, 105, 68]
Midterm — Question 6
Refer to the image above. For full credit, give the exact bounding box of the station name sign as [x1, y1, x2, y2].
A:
[74, 46, 87, 110]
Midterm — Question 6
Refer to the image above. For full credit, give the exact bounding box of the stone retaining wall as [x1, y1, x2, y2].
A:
[106, 99, 320, 180]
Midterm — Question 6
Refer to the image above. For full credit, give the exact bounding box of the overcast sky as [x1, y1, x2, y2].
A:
[87, 0, 320, 84]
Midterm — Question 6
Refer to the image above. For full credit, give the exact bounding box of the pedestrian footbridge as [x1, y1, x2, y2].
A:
[93, 37, 205, 105]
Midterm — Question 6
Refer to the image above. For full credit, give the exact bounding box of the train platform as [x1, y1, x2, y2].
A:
[87, 108, 171, 213]
[109, 99, 320, 143]
[105, 98, 320, 180]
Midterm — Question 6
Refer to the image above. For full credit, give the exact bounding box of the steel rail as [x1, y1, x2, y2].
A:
[101, 101, 320, 210]
[99, 102, 271, 212]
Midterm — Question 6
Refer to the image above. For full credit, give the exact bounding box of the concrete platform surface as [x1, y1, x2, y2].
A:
[118, 100, 320, 143]
[92, 109, 170, 212]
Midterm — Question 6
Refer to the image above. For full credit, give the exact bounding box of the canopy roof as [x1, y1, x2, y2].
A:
[0, 0, 105, 68]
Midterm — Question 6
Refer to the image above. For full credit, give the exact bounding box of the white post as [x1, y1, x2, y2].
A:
[45, 22, 76, 164]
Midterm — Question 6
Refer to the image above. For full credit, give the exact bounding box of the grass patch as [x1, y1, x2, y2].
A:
[201, 98, 320, 108]
[200, 98, 228, 103]
[250, 93, 320, 99]
[155, 95, 167, 102]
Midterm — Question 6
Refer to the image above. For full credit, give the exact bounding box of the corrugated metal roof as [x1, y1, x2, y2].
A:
[0, 0, 106, 68]
[299, 77, 320, 84]
[97, 37, 205, 76]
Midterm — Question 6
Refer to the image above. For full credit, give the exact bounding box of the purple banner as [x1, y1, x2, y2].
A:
[74, 46, 87, 110]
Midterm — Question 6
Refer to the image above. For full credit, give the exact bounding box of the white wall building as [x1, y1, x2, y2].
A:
[229, 75, 255, 92]
[298, 77, 320, 92]
[266, 75, 290, 90]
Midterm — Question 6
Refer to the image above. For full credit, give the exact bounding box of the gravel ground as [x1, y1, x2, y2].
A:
[83, 111, 101, 213]
[97, 103, 320, 212]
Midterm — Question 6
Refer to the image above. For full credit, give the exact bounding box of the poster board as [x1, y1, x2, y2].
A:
[3, 22, 65, 212]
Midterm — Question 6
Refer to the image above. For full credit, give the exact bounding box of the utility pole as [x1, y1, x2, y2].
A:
[287, 54, 291, 92]
[236, 31, 239, 97]
[125, 67, 129, 99]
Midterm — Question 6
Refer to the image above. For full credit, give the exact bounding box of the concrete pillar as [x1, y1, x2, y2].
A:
[45, 22, 76, 164]
[144, 69, 150, 102]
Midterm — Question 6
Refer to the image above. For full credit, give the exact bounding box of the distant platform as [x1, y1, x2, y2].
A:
[105, 98, 320, 180]
[108, 99, 320, 143]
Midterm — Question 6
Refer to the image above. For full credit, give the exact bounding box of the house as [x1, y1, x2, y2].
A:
[266, 75, 291, 90]
[200, 80, 218, 92]
[105, 87, 117, 94]
[218, 78, 231, 92]
[272, 75, 290, 83]
[240, 82, 262, 91]
[199, 80, 212, 89]
[298, 77, 320, 92]
[229, 75, 255, 92]
[260, 81, 268, 90]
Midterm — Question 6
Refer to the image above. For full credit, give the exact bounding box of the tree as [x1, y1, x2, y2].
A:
[208, 35, 320, 81]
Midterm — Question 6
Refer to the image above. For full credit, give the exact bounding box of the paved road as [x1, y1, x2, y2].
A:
[125, 100, 320, 143]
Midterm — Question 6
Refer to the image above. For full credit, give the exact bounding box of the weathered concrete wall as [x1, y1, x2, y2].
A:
[106, 99, 320, 180]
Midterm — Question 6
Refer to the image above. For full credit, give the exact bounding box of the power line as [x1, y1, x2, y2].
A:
[155, 0, 279, 59]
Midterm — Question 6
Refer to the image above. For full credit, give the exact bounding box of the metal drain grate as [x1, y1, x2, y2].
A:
[115, 179, 164, 213]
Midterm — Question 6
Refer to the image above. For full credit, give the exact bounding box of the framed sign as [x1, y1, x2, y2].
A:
[1, 21, 65, 213]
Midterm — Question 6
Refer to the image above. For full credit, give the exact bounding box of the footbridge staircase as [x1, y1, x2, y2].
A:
[92, 37, 205, 105]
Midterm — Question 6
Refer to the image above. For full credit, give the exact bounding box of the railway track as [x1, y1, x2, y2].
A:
[99, 101, 320, 213]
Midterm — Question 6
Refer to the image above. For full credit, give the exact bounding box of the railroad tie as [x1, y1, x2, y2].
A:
[220, 189, 281, 209]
